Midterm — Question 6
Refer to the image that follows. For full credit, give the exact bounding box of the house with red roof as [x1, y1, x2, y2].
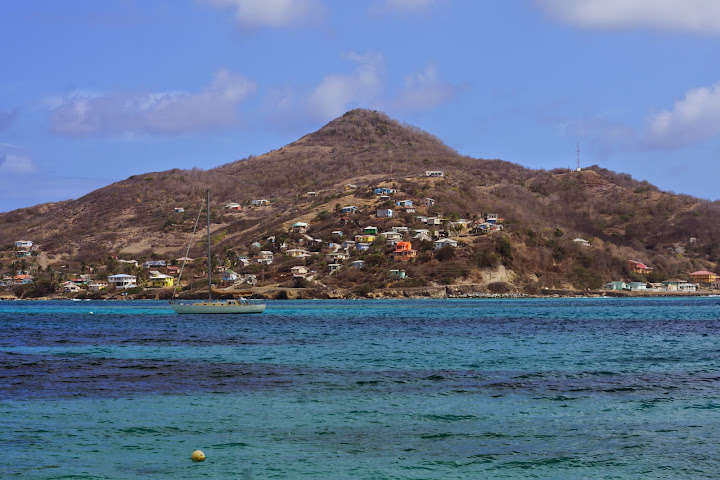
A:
[628, 260, 653, 275]
[689, 270, 717, 285]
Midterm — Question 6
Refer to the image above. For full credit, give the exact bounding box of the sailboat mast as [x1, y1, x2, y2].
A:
[207, 189, 212, 301]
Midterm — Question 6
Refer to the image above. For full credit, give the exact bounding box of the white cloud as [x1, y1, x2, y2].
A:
[203, 0, 323, 28]
[50, 69, 257, 136]
[537, 0, 720, 34]
[647, 82, 720, 148]
[307, 52, 385, 119]
[0, 152, 36, 175]
[394, 63, 465, 112]
[375, 0, 437, 13]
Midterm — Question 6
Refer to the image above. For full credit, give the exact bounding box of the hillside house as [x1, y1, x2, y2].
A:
[174, 207, 185, 213]
[286, 248, 311, 258]
[327, 263, 342, 273]
[16, 250, 32, 258]
[118, 259, 139, 267]
[484, 213, 499, 223]
[224, 203, 242, 211]
[393, 242, 417, 262]
[434, 238, 459, 250]
[374, 187, 397, 195]
[404, 207, 416, 214]
[88, 281, 108, 292]
[148, 271, 174, 288]
[332, 230, 344, 237]
[604, 281, 626, 290]
[662, 279, 685, 291]
[389, 269, 407, 279]
[291, 266, 309, 277]
[251, 199, 271, 207]
[423, 198, 435, 207]
[381, 231, 403, 241]
[108, 274, 137, 289]
[325, 252, 349, 263]
[426, 217, 443, 226]
[425, 171, 444, 177]
[176, 257, 193, 263]
[292, 222, 309, 233]
[356, 243, 371, 251]
[342, 240, 356, 250]
[12, 274, 33, 285]
[364, 226, 379, 235]
[222, 270, 240, 282]
[341, 206, 359, 214]
[628, 282, 647, 291]
[307, 191, 318, 197]
[14, 240, 33, 249]
[62, 281, 81, 293]
[628, 260, 653, 275]
[395, 199, 413, 208]
[472, 223, 490, 234]
[573, 238, 591, 248]
[415, 215, 429, 223]
[689, 270, 718, 285]
[355, 234, 376, 243]
[391, 226, 409, 234]
[413, 229, 431, 241]
[377, 208, 393, 218]
[344, 184, 357, 191]
[351, 260, 365, 269]
[166, 266, 180, 275]
[143, 260, 166, 269]
[679, 282, 698, 292]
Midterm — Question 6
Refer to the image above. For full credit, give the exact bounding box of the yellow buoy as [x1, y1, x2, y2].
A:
[191, 450, 206, 462]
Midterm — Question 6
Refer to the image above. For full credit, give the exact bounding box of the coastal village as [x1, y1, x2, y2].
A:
[0, 168, 716, 300]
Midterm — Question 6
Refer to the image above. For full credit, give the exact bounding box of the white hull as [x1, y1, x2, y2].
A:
[171, 300, 265, 314]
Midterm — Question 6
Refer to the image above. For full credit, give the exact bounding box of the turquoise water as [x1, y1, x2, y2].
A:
[2, 298, 720, 478]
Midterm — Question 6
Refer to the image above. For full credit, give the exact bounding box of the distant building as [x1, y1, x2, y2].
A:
[377, 208, 393, 218]
[689, 270, 718, 285]
[425, 171, 444, 177]
[628, 260, 653, 275]
[108, 274, 137, 289]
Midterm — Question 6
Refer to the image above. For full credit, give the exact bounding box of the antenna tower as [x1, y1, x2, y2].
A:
[576, 142, 580, 171]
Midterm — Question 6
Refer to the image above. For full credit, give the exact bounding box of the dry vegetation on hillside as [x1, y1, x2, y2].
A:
[2, 109, 720, 296]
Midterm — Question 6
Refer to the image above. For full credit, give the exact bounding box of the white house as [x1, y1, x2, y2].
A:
[573, 238, 591, 248]
[291, 266, 309, 277]
[434, 238, 459, 249]
[292, 222, 309, 233]
[62, 281, 81, 293]
[14, 240, 33, 249]
[222, 270, 240, 282]
[425, 171, 444, 177]
[174, 207, 185, 213]
[377, 208, 393, 218]
[108, 274, 137, 289]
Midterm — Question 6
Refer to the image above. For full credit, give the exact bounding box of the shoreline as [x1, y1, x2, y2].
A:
[1, 288, 718, 301]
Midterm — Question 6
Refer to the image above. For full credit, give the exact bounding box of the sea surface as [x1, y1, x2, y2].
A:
[2, 297, 720, 479]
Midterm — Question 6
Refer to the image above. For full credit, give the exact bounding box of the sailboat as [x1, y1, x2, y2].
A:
[170, 190, 266, 314]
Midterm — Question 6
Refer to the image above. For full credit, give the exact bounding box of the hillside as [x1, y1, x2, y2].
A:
[2, 109, 720, 298]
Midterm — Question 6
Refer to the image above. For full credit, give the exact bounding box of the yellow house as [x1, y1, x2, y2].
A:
[148, 271, 174, 288]
[689, 270, 717, 284]
[354, 234, 377, 243]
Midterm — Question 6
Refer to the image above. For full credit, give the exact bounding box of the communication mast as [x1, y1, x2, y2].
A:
[576, 142, 581, 172]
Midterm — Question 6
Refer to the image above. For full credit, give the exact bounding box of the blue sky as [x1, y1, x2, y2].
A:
[2, 0, 720, 212]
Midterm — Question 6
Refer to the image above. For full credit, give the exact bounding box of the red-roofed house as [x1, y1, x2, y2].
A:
[628, 260, 653, 275]
[689, 270, 717, 285]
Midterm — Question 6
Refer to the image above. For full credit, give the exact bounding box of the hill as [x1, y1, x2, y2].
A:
[2, 109, 720, 298]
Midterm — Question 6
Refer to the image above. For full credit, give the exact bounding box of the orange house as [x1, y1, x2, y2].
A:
[689, 270, 717, 284]
[393, 241, 417, 262]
